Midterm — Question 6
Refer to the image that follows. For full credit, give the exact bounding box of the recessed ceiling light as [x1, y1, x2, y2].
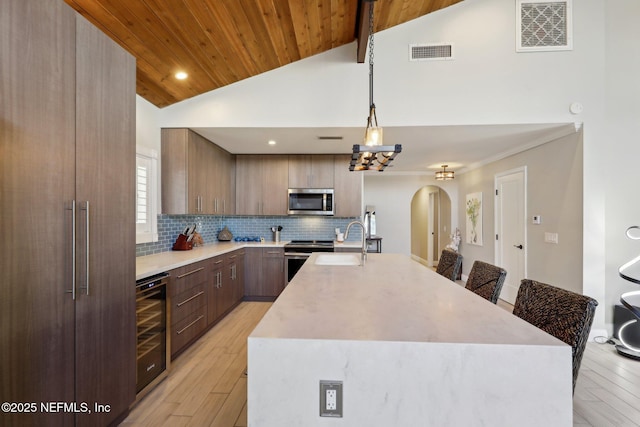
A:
[175, 71, 188, 80]
[268, 140, 276, 145]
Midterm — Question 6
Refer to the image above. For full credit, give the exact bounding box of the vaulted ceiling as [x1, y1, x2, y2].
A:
[64, 0, 463, 108]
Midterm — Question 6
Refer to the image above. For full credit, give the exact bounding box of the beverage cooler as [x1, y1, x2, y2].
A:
[135, 273, 170, 399]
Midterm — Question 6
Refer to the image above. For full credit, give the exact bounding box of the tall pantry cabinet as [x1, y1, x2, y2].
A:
[0, 1, 136, 426]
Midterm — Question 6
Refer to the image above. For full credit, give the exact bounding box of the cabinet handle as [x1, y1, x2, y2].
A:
[267, 251, 281, 254]
[80, 201, 90, 296]
[177, 267, 204, 279]
[176, 315, 205, 334]
[66, 201, 76, 300]
[230, 264, 236, 280]
[214, 260, 223, 265]
[176, 290, 204, 307]
[215, 198, 218, 213]
[223, 199, 226, 213]
[228, 255, 237, 259]
[217, 271, 222, 288]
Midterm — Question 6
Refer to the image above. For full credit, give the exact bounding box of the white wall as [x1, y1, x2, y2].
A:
[136, 95, 162, 212]
[456, 131, 583, 294]
[135, 0, 640, 332]
[364, 175, 458, 256]
[603, 1, 640, 325]
[136, 95, 161, 152]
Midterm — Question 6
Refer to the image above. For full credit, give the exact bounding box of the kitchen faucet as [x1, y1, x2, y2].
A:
[344, 220, 367, 265]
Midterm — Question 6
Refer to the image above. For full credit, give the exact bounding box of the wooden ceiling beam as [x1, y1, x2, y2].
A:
[356, 0, 372, 64]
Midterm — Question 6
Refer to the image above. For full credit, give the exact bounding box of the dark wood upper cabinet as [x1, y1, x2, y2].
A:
[288, 155, 335, 188]
[161, 129, 236, 215]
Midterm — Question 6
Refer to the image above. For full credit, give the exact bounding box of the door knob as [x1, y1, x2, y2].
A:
[514, 244, 523, 249]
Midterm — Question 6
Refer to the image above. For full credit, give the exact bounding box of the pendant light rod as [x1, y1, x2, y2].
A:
[368, 0, 375, 111]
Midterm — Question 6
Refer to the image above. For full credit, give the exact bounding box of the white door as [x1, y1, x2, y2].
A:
[495, 168, 527, 304]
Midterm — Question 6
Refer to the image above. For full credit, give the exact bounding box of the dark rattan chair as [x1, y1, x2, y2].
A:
[464, 261, 507, 304]
[513, 279, 598, 392]
[435, 249, 462, 281]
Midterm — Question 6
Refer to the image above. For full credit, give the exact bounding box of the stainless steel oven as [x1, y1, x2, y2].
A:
[284, 240, 334, 284]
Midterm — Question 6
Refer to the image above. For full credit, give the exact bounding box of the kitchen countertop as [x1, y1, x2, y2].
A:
[136, 241, 286, 280]
[247, 252, 573, 426]
[136, 240, 362, 280]
[250, 252, 565, 345]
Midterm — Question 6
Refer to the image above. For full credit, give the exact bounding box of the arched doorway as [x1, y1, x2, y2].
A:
[410, 186, 452, 267]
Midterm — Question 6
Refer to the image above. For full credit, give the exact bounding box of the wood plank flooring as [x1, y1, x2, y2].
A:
[121, 302, 271, 427]
[121, 301, 640, 427]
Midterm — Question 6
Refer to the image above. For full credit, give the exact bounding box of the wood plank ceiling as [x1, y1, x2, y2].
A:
[64, 0, 463, 108]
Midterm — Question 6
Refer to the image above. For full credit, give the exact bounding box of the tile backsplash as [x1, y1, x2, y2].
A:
[136, 214, 361, 257]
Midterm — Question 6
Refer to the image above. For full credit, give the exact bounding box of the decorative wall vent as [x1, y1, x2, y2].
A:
[409, 43, 454, 61]
[516, 0, 572, 52]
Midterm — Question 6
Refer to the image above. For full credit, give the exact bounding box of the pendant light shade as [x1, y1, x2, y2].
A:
[435, 165, 455, 180]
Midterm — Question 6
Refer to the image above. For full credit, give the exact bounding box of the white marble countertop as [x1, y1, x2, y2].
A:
[250, 252, 566, 346]
[136, 241, 286, 280]
[136, 240, 363, 280]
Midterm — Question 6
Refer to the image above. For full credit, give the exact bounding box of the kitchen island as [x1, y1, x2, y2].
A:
[248, 253, 572, 426]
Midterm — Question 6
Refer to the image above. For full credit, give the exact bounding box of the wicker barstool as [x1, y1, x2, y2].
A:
[464, 261, 507, 304]
[513, 279, 598, 392]
[435, 249, 462, 281]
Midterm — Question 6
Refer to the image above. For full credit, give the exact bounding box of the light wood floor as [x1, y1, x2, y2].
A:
[121, 301, 640, 427]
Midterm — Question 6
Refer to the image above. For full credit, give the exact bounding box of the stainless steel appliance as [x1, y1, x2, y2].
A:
[364, 205, 376, 238]
[284, 240, 334, 283]
[288, 188, 334, 216]
[135, 272, 170, 399]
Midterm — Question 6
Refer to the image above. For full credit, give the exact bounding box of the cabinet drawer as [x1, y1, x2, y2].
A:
[263, 248, 284, 258]
[171, 306, 207, 356]
[170, 260, 208, 296]
[225, 250, 243, 264]
[171, 284, 206, 325]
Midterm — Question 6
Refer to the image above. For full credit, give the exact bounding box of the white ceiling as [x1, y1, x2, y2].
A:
[192, 123, 578, 174]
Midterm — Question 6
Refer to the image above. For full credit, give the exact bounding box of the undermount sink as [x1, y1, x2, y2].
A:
[315, 253, 361, 266]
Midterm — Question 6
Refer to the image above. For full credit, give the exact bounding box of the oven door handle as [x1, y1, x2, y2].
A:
[285, 252, 311, 258]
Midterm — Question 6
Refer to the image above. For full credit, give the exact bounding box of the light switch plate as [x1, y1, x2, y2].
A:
[544, 232, 559, 244]
[319, 380, 343, 417]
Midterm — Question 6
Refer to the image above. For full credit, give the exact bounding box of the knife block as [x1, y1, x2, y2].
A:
[172, 234, 193, 251]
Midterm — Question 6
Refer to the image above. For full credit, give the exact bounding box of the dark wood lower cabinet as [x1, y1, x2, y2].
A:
[244, 247, 285, 300]
[169, 261, 209, 358]
[172, 250, 245, 359]
[262, 248, 285, 297]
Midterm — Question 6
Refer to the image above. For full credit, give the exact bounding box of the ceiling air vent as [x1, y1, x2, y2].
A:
[409, 43, 454, 61]
[516, 0, 572, 52]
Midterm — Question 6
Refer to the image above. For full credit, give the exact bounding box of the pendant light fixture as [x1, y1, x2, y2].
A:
[350, 0, 402, 172]
[435, 165, 455, 180]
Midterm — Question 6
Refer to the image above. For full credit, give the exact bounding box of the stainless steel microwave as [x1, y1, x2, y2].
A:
[288, 188, 334, 216]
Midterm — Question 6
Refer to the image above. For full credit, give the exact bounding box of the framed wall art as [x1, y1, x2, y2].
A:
[466, 192, 483, 246]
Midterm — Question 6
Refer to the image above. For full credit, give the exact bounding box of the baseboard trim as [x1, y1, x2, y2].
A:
[589, 328, 609, 342]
